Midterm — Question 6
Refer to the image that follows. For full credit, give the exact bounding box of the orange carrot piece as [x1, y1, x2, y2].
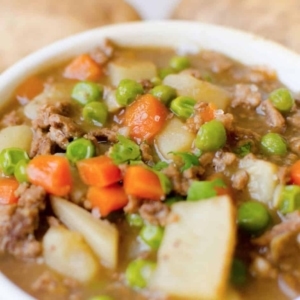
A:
[27, 155, 72, 196]
[200, 102, 216, 123]
[291, 160, 300, 185]
[77, 156, 121, 188]
[0, 178, 19, 205]
[124, 94, 169, 142]
[63, 54, 103, 81]
[15, 76, 44, 103]
[87, 184, 128, 217]
[124, 165, 164, 201]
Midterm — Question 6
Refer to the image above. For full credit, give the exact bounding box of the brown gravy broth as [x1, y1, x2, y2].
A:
[0, 44, 299, 300]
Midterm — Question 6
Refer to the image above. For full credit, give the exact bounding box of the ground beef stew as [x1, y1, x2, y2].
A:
[1, 40, 300, 300]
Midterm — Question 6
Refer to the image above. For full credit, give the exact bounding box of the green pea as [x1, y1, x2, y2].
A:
[230, 258, 247, 286]
[260, 133, 287, 156]
[187, 178, 227, 201]
[195, 120, 227, 152]
[170, 96, 197, 119]
[269, 88, 294, 113]
[169, 56, 190, 72]
[237, 201, 270, 233]
[110, 135, 141, 165]
[126, 213, 144, 227]
[150, 85, 177, 105]
[88, 296, 114, 300]
[0, 148, 29, 176]
[14, 160, 29, 183]
[158, 67, 174, 80]
[71, 81, 103, 105]
[139, 224, 164, 250]
[278, 185, 300, 214]
[82, 101, 108, 126]
[125, 258, 156, 289]
[66, 138, 95, 164]
[116, 79, 143, 106]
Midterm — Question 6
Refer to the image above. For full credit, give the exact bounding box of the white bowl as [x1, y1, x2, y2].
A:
[1, 20, 300, 300]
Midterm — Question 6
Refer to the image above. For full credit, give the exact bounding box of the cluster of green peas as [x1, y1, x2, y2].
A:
[0, 148, 30, 182]
[152, 56, 227, 152]
[0, 138, 98, 184]
[70, 55, 190, 114]
[71, 55, 229, 153]
[114, 55, 193, 109]
[6, 59, 294, 294]
[124, 213, 163, 289]
[71, 82, 108, 126]
[124, 195, 272, 288]
[124, 200, 271, 288]
[260, 87, 294, 156]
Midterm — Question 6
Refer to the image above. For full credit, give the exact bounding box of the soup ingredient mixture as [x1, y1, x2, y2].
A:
[0, 40, 299, 300]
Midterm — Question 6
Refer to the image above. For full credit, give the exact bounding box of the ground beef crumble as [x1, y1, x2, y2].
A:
[289, 137, 300, 156]
[32, 270, 82, 300]
[260, 99, 285, 129]
[140, 142, 154, 163]
[250, 212, 300, 292]
[213, 151, 237, 172]
[139, 79, 154, 92]
[30, 102, 83, 157]
[202, 51, 232, 73]
[214, 111, 234, 131]
[231, 169, 249, 190]
[0, 183, 46, 259]
[84, 126, 119, 144]
[232, 66, 277, 85]
[287, 110, 300, 128]
[0, 110, 24, 127]
[253, 212, 300, 247]
[230, 126, 261, 149]
[186, 102, 212, 133]
[139, 201, 170, 227]
[198, 152, 214, 167]
[90, 39, 114, 66]
[123, 195, 140, 214]
[47, 114, 82, 149]
[30, 128, 55, 157]
[161, 163, 190, 196]
[231, 84, 262, 109]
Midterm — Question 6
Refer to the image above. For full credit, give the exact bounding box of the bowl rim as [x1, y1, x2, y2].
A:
[1, 20, 300, 299]
[1, 20, 300, 110]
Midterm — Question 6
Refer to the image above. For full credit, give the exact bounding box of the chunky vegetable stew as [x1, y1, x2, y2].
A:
[0, 40, 300, 300]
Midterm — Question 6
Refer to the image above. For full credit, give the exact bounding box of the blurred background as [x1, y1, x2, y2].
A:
[1, 0, 299, 72]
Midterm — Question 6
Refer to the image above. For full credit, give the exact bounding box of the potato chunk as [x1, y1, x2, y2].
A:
[43, 225, 99, 283]
[154, 117, 195, 161]
[108, 58, 157, 86]
[163, 74, 230, 110]
[51, 196, 118, 269]
[150, 195, 236, 300]
[103, 89, 122, 113]
[24, 83, 73, 120]
[239, 156, 279, 203]
[0, 125, 32, 153]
